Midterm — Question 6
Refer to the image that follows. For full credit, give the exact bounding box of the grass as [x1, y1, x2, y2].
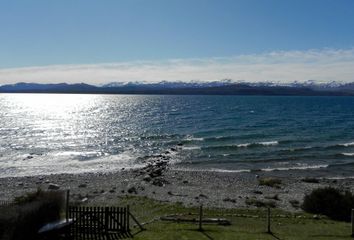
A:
[258, 177, 282, 188]
[98, 195, 353, 240]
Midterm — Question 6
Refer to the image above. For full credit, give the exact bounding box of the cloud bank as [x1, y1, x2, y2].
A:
[1, 48, 354, 85]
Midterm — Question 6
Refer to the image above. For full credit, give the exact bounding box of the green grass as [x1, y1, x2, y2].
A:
[98, 196, 353, 240]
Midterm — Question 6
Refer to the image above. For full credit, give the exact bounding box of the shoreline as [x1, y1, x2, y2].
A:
[1, 163, 353, 212]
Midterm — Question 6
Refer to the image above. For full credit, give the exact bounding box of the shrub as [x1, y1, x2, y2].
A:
[245, 198, 276, 208]
[258, 177, 282, 188]
[302, 187, 354, 221]
[301, 178, 319, 183]
[0, 189, 65, 240]
[289, 199, 300, 208]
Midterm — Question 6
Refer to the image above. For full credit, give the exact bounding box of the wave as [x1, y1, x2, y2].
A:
[285, 146, 314, 152]
[54, 151, 106, 157]
[203, 140, 279, 150]
[173, 164, 328, 174]
[341, 153, 354, 156]
[183, 136, 204, 142]
[338, 142, 354, 147]
[173, 167, 251, 173]
[328, 161, 354, 168]
[140, 134, 181, 140]
[182, 146, 202, 150]
[259, 164, 328, 172]
[237, 141, 279, 147]
[203, 135, 237, 142]
[326, 176, 354, 180]
[322, 142, 354, 149]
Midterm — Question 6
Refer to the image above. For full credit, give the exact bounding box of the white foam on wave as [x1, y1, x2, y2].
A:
[171, 163, 329, 174]
[236, 143, 252, 147]
[341, 153, 354, 156]
[326, 176, 354, 180]
[0, 151, 142, 178]
[173, 167, 251, 173]
[340, 142, 354, 147]
[185, 136, 204, 141]
[182, 146, 202, 150]
[260, 164, 328, 172]
[208, 168, 251, 173]
[236, 141, 279, 148]
[54, 151, 105, 157]
[258, 141, 279, 146]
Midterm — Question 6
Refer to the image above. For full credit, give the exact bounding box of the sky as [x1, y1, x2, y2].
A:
[1, 0, 354, 85]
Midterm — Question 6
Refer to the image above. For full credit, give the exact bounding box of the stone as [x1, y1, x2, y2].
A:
[127, 186, 138, 194]
[48, 183, 60, 190]
[143, 175, 152, 182]
[78, 183, 87, 188]
[81, 198, 88, 203]
[152, 178, 169, 187]
[17, 182, 24, 186]
[264, 194, 280, 201]
[199, 194, 208, 199]
[149, 169, 162, 178]
[223, 197, 237, 203]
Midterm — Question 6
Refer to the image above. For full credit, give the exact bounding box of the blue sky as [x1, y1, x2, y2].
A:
[1, 0, 354, 84]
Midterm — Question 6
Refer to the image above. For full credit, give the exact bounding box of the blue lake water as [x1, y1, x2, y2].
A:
[1, 93, 354, 177]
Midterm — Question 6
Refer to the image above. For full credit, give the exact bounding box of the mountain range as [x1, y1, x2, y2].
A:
[1, 80, 354, 96]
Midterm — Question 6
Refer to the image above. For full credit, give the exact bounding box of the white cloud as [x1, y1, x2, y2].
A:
[1, 48, 354, 85]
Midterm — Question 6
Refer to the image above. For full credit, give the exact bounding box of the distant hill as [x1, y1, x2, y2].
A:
[1, 81, 354, 96]
[0, 82, 99, 93]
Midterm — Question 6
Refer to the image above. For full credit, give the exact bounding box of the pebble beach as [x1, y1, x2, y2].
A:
[1, 154, 353, 212]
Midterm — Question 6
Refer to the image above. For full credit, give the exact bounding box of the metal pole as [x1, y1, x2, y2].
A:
[267, 207, 271, 233]
[199, 205, 203, 231]
[351, 209, 354, 237]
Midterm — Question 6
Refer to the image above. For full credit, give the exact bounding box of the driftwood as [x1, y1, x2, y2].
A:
[160, 215, 231, 226]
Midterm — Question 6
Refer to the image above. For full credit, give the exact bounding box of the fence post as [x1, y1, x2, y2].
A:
[127, 205, 130, 232]
[105, 207, 109, 235]
[199, 205, 203, 231]
[65, 190, 70, 222]
[351, 209, 354, 237]
[267, 207, 271, 234]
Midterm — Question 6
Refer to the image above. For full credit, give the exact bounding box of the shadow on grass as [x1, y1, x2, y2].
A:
[190, 228, 215, 240]
[130, 228, 146, 237]
[310, 234, 350, 239]
[269, 231, 282, 240]
[199, 230, 214, 240]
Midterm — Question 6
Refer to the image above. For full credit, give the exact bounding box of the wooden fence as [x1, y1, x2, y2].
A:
[0, 200, 13, 207]
[68, 206, 131, 239]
